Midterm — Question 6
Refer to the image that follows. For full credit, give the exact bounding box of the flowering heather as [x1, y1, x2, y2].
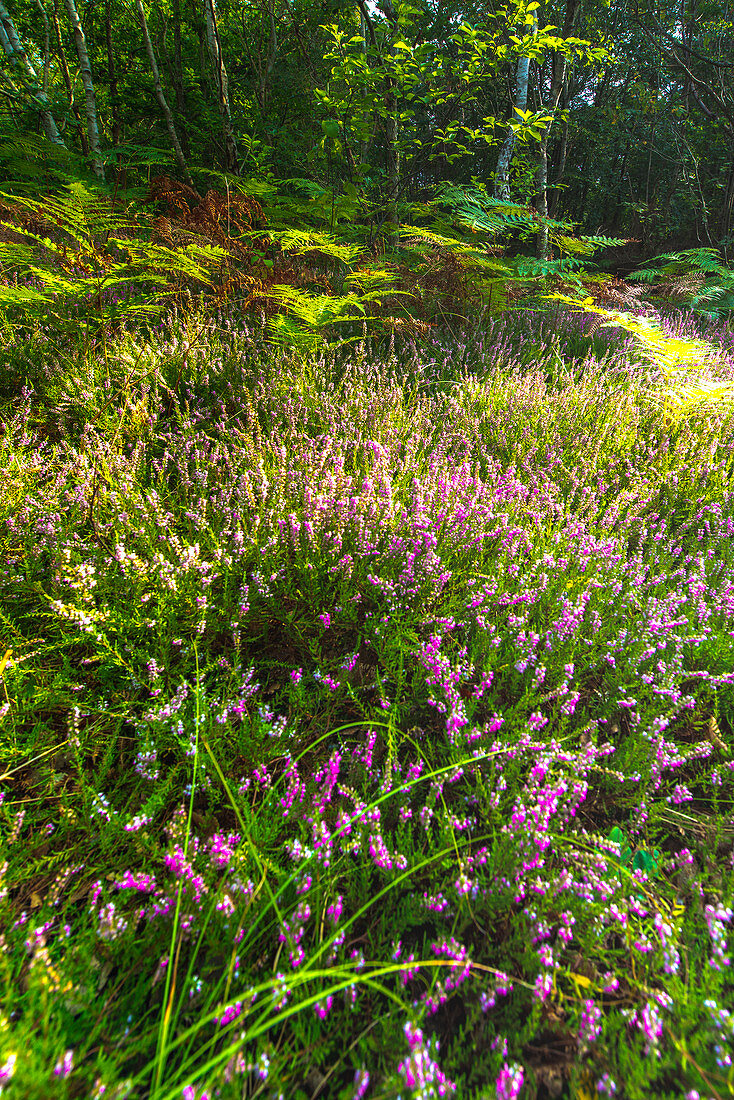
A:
[1, 304, 734, 1097]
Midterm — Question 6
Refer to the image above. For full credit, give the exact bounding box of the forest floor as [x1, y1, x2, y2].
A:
[2, 303, 734, 1099]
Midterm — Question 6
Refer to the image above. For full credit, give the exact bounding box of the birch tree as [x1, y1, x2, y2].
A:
[0, 0, 65, 146]
[51, 0, 87, 155]
[104, 0, 121, 148]
[64, 0, 104, 178]
[494, 4, 537, 201]
[378, 0, 400, 237]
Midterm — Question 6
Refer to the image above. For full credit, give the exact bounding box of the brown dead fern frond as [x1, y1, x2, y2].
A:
[590, 278, 647, 312]
[660, 273, 707, 300]
[148, 177, 267, 255]
[381, 315, 433, 337]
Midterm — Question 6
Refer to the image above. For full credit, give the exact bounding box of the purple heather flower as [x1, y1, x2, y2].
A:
[54, 1049, 74, 1078]
[495, 1062, 523, 1100]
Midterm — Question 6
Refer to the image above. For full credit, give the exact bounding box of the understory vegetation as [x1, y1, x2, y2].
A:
[5, 0, 734, 1092]
[2, 297, 734, 1099]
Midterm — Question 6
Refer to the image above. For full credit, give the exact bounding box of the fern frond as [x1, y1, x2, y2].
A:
[264, 229, 364, 264]
[630, 248, 729, 282]
[662, 273, 707, 300]
[267, 284, 368, 326]
[629, 247, 734, 316]
[514, 255, 585, 278]
[548, 293, 734, 418]
[344, 267, 401, 294]
[0, 133, 86, 193]
[576, 234, 632, 250]
[282, 178, 331, 199]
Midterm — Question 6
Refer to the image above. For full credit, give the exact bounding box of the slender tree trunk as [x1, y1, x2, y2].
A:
[548, 77, 571, 219]
[608, 139, 630, 233]
[0, 0, 65, 146]
[536, 58, 565, 259]
[359, 3, 370, 165]
[51, 0, 87, 154]
[33, 0, 50, 96]
[203, 0, 238, 172]
[355, 0, 399, 242]
[104, 0, 121, 147]
[536, 0, 579, 259]
[134, 0, 194, 188]
[171, 0, 190, 156]
[64, 0, 104, 178]
[494, 14, 536, 201]
[378, 0, 400, 241]
[248, 0, 278, 112]
[384, 75, 399, 233]
[720, 140, 734, 249]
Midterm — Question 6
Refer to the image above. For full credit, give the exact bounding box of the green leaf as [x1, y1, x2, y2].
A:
[632, 849, 660, 877]
[608, 826, 632, 865]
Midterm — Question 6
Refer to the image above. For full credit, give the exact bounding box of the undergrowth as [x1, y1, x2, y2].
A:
[1, 306, 734, 1099]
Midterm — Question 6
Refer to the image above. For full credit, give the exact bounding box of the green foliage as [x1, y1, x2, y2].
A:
[3, 306, 734, 1098]
[430, 182, 539, 236]
[607, 826, 660, 877]
[630, 248, 734, 317]
[550, 292, 734, 418]
[0, 133, 89, 193]
[0, 183, 228, 344]
[261, 228, 365, 265]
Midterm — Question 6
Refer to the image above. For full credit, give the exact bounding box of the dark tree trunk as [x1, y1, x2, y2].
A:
[135, 0, 194, 188]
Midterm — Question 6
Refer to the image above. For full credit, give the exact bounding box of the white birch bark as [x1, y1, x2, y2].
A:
[33, 0, 50, 95]
[0, 0, 65, 146]
[64, 0, 104, 178]
[494, 12, 537, 202]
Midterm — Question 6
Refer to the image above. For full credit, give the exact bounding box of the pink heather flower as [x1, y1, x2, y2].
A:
[326, 895, 343, 924]
[0, 1053, 17, 1083]
[352, 1068, 370, 1099]
[579, 998, 603, 1048]
[496, 1062, 523, 1099]
[399, 1022, 455, 1095]
[314, 994, 334, 1019]
[54, 1049, 74, 1078]
[182, 1088, 210, 1100]
[290, 668, 303, 684]
[318, 612, 331, 628]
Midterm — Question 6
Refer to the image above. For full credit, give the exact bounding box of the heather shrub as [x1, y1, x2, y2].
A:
[1, 306, 734, 1098]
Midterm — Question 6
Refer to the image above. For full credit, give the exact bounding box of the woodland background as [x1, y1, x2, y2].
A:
[1, 0, 734, 278]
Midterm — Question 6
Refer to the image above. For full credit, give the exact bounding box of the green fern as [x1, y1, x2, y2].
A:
[630, 248, 734, 317]
[432, 182, 538, 237]
[265, 284, 379, 352]
[551, 293, 734, 418]
[262, 228, 365, 264]
[514, 254, 586, 278]
[0, 184, 228, 342]
[632, 248, 726, 280]
[0, 132, 88, 193]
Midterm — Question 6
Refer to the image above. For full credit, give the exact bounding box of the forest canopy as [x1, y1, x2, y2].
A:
[0, 0, 732, 262]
